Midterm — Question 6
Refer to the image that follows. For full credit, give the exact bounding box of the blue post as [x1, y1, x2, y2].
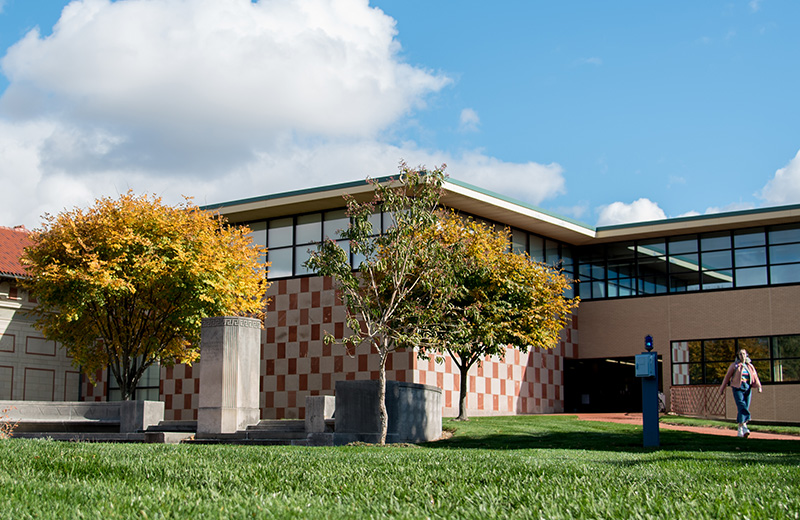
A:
[635, 335, 660, 447]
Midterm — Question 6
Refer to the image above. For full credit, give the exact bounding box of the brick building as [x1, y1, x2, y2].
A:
[3, 177, 800, 424]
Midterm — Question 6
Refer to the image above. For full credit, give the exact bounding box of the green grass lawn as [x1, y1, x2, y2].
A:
[1, 415, 798, 519]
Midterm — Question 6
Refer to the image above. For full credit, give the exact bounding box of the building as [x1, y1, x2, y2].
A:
[0, 226, 80, 401]
[3, 177, 800, 424]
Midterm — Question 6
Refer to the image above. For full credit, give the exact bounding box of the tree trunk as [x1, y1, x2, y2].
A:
[457, 361, 470, 420]
[378, 349, 388, 444]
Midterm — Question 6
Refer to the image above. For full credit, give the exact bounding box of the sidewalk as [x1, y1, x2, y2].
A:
[573, 412, 800, 441]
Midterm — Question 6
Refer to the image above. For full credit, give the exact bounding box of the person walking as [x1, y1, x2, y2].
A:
[719, 349, 762, 438]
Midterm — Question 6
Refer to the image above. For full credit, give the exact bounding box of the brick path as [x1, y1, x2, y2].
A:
[573, 413, 800, 441]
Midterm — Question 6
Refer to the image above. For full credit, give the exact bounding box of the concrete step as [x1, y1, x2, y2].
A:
[147, 420, 197, 433]
[246, 419, 305, 432]
[188, 438, 309, 446]
[13, 432, 145, 442]
[144, 431, 195, 444]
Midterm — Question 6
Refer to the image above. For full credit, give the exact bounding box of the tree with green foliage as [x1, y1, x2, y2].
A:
[22, 192, 268, 400]
[426, 211, 579, 420]
[306, 164, 446, 444]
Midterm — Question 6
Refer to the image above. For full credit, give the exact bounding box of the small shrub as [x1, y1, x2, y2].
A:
[1, 407, 19, 439]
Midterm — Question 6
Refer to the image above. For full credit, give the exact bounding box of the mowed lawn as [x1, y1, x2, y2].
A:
[1, 415, 798, 519]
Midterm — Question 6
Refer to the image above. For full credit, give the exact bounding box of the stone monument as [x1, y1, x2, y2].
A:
[197, 316, 261, 436]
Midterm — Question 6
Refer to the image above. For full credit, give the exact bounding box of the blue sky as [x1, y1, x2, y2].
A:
[1, 0, 799, 229]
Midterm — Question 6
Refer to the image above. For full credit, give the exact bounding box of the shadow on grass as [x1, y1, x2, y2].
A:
[422, 416, 800, 458]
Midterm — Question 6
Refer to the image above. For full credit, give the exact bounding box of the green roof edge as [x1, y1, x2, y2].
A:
[201, 176, 394, 211]
[201, 175, 800, 233]
[597, 202, 800, 231]
[443, 177, 596, 231]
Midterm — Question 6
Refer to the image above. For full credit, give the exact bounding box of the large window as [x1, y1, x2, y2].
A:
[576, 223, 800, 300]
[671, 335, 800, 385]
[107, 363, 160, 401]
[243, 209, 575, 292]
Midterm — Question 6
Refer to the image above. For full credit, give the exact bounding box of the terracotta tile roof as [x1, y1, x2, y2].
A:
[0, 225, 32, 278]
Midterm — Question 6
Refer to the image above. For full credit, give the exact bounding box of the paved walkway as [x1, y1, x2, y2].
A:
[573, 413, 800, 441]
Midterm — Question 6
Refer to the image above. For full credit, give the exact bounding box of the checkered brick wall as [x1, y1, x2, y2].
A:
[128, 274, 580, 421]
[672, 341, 690, 385]
[81, 368, 107, 402]
[161, 363, 200, 421]
[413, 314, 579, 416]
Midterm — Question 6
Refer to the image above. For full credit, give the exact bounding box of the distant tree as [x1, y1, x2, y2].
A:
[306, 164, 446, 444]
[22, 192, 268, 400]
[425, 211, 579, 420]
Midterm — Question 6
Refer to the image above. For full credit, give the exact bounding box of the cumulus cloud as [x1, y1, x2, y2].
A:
[0, 0, 567, 229]
[0, 0, 448, 175]
[450, 152, 565, 205]
[758, 149, 800, 206]
[596, 198, 667, 226]
[458, 108, 480, 132]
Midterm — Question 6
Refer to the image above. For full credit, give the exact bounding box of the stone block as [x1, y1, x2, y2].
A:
[305, 395, 335, 433]
[334, 380, 442, 443]
[120, 400, 165, 433]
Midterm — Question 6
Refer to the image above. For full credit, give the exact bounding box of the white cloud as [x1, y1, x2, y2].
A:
[451, 152, 565, 205]
[702, 202, 756, 214]
[581, 57, 603, 66]
[0, 0, 449, 174]
[596, 198, 667, 226]
[458, 108, 480, 132]
[758, 149, 800, 205]
[0, 0, 567, 229]
[749, 0, 763, 13]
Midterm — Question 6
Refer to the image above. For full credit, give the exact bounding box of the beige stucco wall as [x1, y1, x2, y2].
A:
[578, 285, 800, 423]
[0, 281, 78, 401]
[723, 384, 800, 424]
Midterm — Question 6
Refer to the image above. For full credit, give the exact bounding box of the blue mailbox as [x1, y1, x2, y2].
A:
[635, 353, 656, 378]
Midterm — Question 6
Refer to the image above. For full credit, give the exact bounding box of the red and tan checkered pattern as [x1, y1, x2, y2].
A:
[160, 363, 201, 421]
[89, 275, 580, 422]
[672, 341, 690, 385]
[81, 368, 107, 402]
[412, 314, 579, 416]
[261, 277, 415, 419]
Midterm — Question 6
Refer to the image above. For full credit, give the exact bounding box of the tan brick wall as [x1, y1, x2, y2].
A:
[579, 285, 800, 421]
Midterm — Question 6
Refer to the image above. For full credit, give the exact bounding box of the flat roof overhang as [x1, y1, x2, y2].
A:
[594, 204, 800, 244]
[203, 176, 800, 246]
[203, 176, 598, 245]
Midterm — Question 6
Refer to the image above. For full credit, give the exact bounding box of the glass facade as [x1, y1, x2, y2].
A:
[243, 209, 800, 301]
[241, 208, 575, 296]
[671, 335, 800, 385]
[573, 223, 800, 300]
[107, 362, 161, 401]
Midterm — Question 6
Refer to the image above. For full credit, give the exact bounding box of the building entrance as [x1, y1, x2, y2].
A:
[564, 356, 663, 413]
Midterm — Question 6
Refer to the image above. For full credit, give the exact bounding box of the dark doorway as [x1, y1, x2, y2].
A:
[564, 356, 663, 413]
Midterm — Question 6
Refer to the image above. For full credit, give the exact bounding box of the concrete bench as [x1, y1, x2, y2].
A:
[1, 400, 164, 433]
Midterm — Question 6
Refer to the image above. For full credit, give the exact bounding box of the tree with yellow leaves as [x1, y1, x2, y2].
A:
[22, 192, 268, 400]
[427, 212, 578, 420]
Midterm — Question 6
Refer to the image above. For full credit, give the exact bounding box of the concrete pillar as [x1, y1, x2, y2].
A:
[305, 395, 335, 433]
[197, 317, 261, 435]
